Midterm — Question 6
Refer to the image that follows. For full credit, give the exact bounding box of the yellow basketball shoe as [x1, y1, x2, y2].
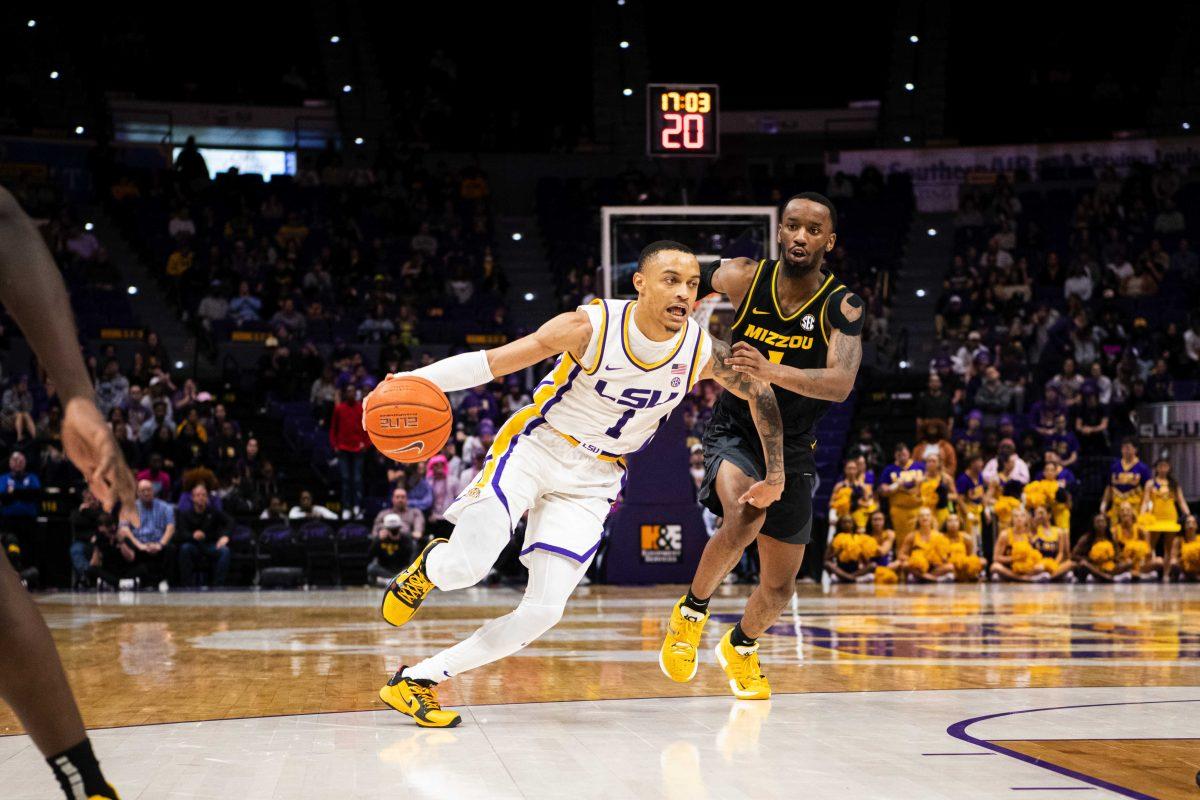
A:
[378, 667, 462, 728]
[380, 538, 447, 627]
[714, 627, 771, 700]
[659, 596, 709, 682]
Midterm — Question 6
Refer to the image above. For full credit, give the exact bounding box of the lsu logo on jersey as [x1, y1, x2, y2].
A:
[743, 323, 814, 350]
[595, 380, 679, 409]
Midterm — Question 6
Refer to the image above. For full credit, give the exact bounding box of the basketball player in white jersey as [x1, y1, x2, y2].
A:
[367, 240, 785, 727]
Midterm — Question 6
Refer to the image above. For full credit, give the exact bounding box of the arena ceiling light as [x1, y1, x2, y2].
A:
[909, 35, 919, 43]
[1184, 122, 1192, 131]
[50, 71, 59, 80]
[904, 83, 915, 92]
[174, 361, 185, 370]
[916, 289, 926, 298]
[342, 84, 352, 93]
[74, 125, 85, 135]
[903, 135, 912, 143]
[127, 286, 138, 296]
[354, 137, 364, 145]
[619, 41, 629, 49]
[330, 35, 341, 44]
[524, 292, 535, 302]
[27, 19, 36, 28]
[84, 222, 94, 231]
[927, 228, 938, 237]
[512, 232, 523, 241]
[623, 88, 633, 96]
[899, 360, 909, 369]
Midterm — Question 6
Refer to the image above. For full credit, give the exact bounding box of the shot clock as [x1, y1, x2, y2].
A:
[647, 83, 719, 157]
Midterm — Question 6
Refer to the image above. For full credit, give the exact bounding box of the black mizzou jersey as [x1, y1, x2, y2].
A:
[708, 260, 847, 469]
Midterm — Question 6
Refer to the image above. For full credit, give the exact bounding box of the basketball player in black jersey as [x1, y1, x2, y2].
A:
[0, 186, 137, 798]
[659, 193, 863, 698]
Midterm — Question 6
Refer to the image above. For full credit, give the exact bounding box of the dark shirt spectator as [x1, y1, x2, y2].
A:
[177, 485, 232, 587]
[0, 451, 41, 518]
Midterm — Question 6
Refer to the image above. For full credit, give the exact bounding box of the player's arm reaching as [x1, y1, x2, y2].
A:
[699, 338, 785, 509]
[0, 187, 137, 522]
[371, 311, 592, 399]
[698, 257, 758, 308]
[722, 291, 864, 402]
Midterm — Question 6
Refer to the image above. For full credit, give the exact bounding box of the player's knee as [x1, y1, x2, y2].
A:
[759, 579, 794, 607]
[513, 600, 564, 639]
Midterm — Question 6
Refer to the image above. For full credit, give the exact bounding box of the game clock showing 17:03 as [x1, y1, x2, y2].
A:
[647, 84, 719, 157]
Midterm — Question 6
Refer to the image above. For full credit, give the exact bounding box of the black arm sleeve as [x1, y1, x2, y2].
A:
[698, 259, 721, 299]
[827, 289, 865, 336]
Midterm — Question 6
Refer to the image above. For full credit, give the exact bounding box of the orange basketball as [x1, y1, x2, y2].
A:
[363, 375, 452, 463]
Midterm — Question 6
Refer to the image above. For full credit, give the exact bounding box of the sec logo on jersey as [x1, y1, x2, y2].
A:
[800, 314, 816, 332]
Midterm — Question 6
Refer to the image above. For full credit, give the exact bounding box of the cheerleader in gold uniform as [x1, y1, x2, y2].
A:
[942, 512, 985, 581]
[1102, 439, 1152, 527]
[991, 507, 1052, 583]
[919, 452, 957, 528]
[1141, 459, 1190, 558]
[955, 454, 989, 549]
[1071, 513, 1123, 582]
[1169, 514, 1199, 582]
[1113, 504, 1162, 580]
[1029, 506, 1074, 582]
[895, 507, 954, 582]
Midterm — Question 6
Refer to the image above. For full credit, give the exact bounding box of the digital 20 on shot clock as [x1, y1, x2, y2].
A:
[647, 83, 719, 157]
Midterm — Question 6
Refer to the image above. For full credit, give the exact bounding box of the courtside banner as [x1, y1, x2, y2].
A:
[826, 136, 1200, 211]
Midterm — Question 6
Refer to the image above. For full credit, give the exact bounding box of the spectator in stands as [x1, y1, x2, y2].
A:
[914, 373, 954, 437]
[974, 366, 1015, 422]
[1, 374, 36, 442]
[983, 438, 1030, 485]
[330, 385, 368, 518]
[461, 418, 495, 465]
[411, 221, 438, 257]
[366, 514, 415, 587]
[123, 479, 176, 586]
[197, 281, 229, 332]
[86, 514, 147, 590]
[0, 451, 41, 538]
[165, 239, 194, 305]
[500, 375, 532, 416]
[168, 207, 196, 240]
[310, 366, 338, 423]
[401, 461, 433, 511]
[174, 136, 209, 186]
[270, 297, 306, 338]
[289, 489, 338, 520]
[1153, 199, 1185, 235]
[1063, 263, 1094, 303]
[68, 489, 103, 587]
[177, 484, 232, 587]
[844, 425, 886, 476]
[425, 455, 463, 540]
[229, 281, 262, 324]
[259, 495, 288, 521]
[371, 486, 425, 539]
[357, 303, 394, 342]
[94, 359, 130, 416]
[122, 383, 152, 431]
[138, 400, 171, 444]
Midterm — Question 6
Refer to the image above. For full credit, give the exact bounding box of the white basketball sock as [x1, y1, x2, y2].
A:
[406, 551, 590, 683]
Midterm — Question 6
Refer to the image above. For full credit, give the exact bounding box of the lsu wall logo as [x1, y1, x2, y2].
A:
[640, 524, 682, 564]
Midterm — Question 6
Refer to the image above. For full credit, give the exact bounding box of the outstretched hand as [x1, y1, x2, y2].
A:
[724, 341, 776, 382]
[62, 397, 139, 526]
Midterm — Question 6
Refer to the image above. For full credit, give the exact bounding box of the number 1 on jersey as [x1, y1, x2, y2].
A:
[767, 351, 784, 364]
[605, 408, 635, 439]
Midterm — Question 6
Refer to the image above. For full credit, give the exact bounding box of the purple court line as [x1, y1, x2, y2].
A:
[921, 751, 996, 756]
[1010, 788, 1097, 792]
[946, 698, 1200, 800]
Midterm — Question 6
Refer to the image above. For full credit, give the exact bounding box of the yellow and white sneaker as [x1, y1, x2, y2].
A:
[713, 627, 771, 700]
[378, 667, 462, 728]
[380, 538, 446, 627]
[659, 596, 709, 682]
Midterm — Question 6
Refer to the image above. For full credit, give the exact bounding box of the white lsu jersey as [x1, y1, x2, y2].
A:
[537, 298, 711, 458]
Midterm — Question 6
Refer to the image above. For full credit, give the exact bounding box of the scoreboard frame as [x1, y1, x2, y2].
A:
[646, 83, 720, 158]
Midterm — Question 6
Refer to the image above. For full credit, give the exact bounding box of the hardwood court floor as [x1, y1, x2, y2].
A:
[2, 583, 1198, 798]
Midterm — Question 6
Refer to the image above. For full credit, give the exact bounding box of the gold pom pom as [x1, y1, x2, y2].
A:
[874, 566, 899, 584]
[1089, 540, 1115, 563]
[1121, 539, 1151, 566]
[1039, 557, 1059, 574]
[1180, 540, 1200, 574]
[907, 551, 930, 575]
[952, 553, 982, 581]
[994, 496, 1020, 526]
[830, 486, 853, 516]
[855, 533, 880, 561]
[1011, 539, 1042, 575]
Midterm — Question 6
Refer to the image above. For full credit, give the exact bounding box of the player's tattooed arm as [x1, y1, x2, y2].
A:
[723, 292, 863, 401]
[704, 338, 785, 506]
